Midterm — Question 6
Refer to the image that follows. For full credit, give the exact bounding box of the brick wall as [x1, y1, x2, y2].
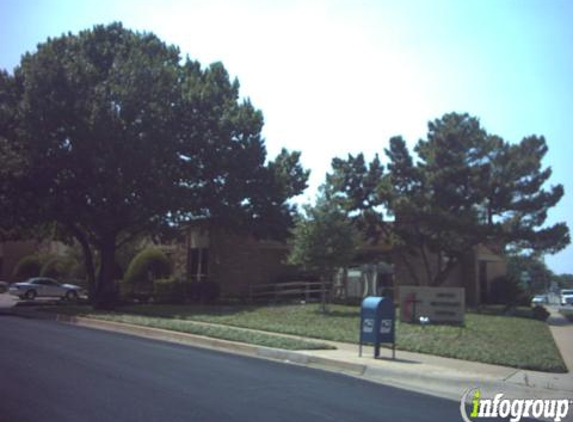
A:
[174, 224, 293, 298]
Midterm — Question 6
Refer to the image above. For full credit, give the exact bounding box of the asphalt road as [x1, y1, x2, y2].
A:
[0, 315, 537, 422]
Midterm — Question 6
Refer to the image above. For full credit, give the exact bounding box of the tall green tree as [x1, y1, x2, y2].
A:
[0, 23, 308, 307]
[288, 196, 359, 312]
[327, 112, 569, 286]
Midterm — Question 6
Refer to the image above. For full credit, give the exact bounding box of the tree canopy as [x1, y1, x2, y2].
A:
[0, 23, 308, 306]
[288, 196, 359, 312]
[288, 196, 359, 277]
[326, 112, 569, 286]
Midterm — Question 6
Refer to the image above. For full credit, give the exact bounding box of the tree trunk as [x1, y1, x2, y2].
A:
[94, 235, 118, 309]
[420, 245, 434, 286]
[319, 274, 328, 314]
[68, 225, 96, 302]
[397, 249, 421, 285]
[432, 257, 459, 286]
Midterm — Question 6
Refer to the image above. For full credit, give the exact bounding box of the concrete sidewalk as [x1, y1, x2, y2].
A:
[310, 307, 573, 402]
[301, 338, 573, 401]
[548, 306, 573, 372]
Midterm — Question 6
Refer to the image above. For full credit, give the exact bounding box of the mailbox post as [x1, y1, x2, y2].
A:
[359, 296, 395, 359]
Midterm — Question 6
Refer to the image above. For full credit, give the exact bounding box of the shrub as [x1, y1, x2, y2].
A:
[124, 247, 172, 286]
[117, 279, 133, 301]
[40, 256, 76, 279]
[118, 278, 154, 303]
[532, 305, 550, 321]
[153, 279, 186, 304]
[185, 281, 220, 303]
[12, 255, 44, 280]
[488, 275, 526, 305]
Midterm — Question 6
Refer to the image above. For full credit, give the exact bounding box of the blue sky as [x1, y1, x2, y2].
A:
[1, 0, 572, 274]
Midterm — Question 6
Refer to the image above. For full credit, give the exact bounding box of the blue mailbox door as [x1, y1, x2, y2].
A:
[359, 296, 395, 359]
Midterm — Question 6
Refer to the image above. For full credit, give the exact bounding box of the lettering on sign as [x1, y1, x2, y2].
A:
[362, 318, 374, 333]
[399, 286, 465, 324]
[380, 319, 392, 334]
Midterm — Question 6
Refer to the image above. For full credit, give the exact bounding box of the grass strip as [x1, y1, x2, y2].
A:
[44, 306, 334, 351]
[46, 303, 566, 372]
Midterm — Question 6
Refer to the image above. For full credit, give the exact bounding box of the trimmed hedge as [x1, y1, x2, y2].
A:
[118, 279, 154, 303]
[118, 274, 221, 304]
[12, 255, 44, 279]
[148, 279, 221, 304]
[185, 281, 220, 303]
[153, 279, 186, 304]
[124, 247, 172, 285]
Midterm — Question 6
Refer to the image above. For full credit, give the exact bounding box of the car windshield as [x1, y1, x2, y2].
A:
[562, 290, 573, 295]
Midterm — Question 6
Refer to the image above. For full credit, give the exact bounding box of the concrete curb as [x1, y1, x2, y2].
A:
[50, 313, 367, 376]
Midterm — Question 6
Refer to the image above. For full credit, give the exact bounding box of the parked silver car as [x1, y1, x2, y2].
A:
[9, 277, 83, 301]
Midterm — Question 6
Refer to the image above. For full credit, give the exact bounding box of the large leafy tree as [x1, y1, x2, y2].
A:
[288, 196, 359, 312]
[0, 23, 308, 306]
[327, 112, 569, 286]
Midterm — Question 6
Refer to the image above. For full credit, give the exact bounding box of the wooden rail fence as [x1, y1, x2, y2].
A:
[248, 280, 332, 302]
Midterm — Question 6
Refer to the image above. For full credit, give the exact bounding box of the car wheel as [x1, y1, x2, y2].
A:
[65, 290, 78, 301]
[24, 290, 37, 300]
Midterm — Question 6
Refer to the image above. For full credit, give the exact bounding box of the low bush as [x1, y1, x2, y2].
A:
[12, 255, 44, 280]
[153, 279, 186, 304]
[124, 247, 172, 286]
[532, 305, 550, 321]
[118, 279, 153, 303]
[185, 281, 220, 303]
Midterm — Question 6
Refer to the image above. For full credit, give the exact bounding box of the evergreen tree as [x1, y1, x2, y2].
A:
[326, 112, 569, 286]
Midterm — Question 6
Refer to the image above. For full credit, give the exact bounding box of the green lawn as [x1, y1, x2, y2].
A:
[69, 312, 334, 350]
[47, 302, 566, 372]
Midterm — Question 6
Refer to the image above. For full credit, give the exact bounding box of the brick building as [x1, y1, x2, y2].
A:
[172, 221, 296, 298]
[173, 221, 507, 305]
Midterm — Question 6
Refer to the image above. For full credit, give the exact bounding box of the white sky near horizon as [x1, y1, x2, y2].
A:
[1, 0, 572, 274]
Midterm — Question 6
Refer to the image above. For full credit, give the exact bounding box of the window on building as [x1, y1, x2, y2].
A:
[188, 248, 209, 281]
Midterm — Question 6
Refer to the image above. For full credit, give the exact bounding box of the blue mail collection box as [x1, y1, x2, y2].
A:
[359, 296, 395, 359]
